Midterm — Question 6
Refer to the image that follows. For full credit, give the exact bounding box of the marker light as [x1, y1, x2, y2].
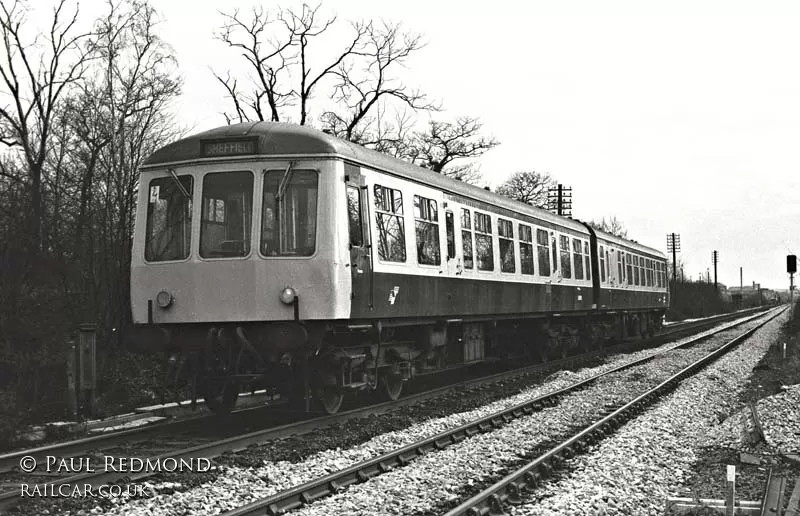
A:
[156, 290, 173, 309]
[279, 287, 297, 305]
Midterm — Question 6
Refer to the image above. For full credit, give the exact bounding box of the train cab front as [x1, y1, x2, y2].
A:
[129, 155, 343, 413]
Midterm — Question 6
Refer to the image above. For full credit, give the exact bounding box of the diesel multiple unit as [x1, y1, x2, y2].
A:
[131, 122, 669, 414]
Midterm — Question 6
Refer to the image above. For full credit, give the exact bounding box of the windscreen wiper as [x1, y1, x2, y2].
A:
[168, 168, 191, 199]
[275, 161, 295, 201]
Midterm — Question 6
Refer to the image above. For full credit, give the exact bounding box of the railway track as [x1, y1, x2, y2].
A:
[444, 306, 786, 516]
[214, 307, 780, 516]
[0, 306, 761, 471]
[0, 307, 768, 513]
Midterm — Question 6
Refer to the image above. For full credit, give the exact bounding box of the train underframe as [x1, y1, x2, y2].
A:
[137, 310, 664, 415]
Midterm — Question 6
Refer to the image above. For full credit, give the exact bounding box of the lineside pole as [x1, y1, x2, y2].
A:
[789, 272, 794, 339]
[672, 239, 677, 281]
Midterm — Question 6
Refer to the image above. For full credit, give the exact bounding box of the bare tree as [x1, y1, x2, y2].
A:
[0, 0, 96, 251]
[89, 0, 182, 342]
[495, 170, 554, 208]
[214, 6, 293, 123]
[437, 163, 484, 185]
[284, 5, 367, 126]
[213, 4, 500, 183]
[587, 216, 628, 238]
[409, 117, 498, 179]
[214, 3, 372, 126]
[320, 21, 437, 142]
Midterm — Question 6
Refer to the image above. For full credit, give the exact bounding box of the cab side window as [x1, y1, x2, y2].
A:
[347, 186, 363, 247]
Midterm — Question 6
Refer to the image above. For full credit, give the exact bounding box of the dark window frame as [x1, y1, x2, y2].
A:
[559, 234, 572, 279]
[346, 186, 363, 248]
[445, 211, 456, 260]
[572, 238, 583, 280]
[519, 223, 534, 275]
[498, 218, 515, 273]
[599, 245, 606, 282]
[145, 174, 194, 263]
[584, 240, 591, 281]
[373, 184, 407, 263]
[474, 211, 494, 271]
[537, 228, 550, 277]
[261, 169, 318, 258]
[413, 194, 441, 266]
[201, 170, 254, 259]
[461, 208, 474, 270]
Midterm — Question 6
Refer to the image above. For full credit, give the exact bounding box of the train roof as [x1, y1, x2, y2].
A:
[143, 121, 664, 259]
[589, 228, 666, 259]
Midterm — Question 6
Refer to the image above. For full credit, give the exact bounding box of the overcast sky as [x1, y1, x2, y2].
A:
[28, 0, 800, 289]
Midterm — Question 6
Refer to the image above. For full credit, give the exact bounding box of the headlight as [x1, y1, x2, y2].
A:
[279, 286, 297, 305]
[156, 290, 173, 308]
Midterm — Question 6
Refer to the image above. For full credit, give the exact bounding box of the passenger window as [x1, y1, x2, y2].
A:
[498, 218, 515, 273]
[145, 175, 193, 262]
[474, 212, 494, 271]
[639, 256, 645, 286]
[572, 239, 583, 280]
[373, 185, 406, 262]
[519, 224, 534, 275]
[445, 211, 456, 259]
[626, 253, 633, 285]
[201, 171, 253, 258]
[584, 241, 591, 281]
[262, 169, 318, 256]
[559, 235, 572, 278]
[599, 245, 606, 282]
[537, 229, 550, 276]
[347, 186, 363, 247]
[414, 195, 441, 265]
[461, 208, 474, 269]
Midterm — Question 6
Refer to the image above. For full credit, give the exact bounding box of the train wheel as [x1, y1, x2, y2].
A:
[316, 385, 344, 414]
[382, 372, 404, 401]
[202, 379, 239, 415]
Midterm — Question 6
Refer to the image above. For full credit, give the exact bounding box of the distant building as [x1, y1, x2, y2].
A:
[727, 282, 775, 306]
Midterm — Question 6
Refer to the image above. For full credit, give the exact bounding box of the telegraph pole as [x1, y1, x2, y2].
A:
[788, 255, 796, 330]
[666, 233, 681, 282]
[547, 184, 572, 217]
[712, 250, 719, 289]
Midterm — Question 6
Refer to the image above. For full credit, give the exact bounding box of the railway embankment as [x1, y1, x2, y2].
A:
[25, 314, 766, 516]
[680, 302, 800, 505]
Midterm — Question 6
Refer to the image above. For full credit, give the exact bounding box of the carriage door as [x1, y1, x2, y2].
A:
[444, 210, 458, 276]
[345, 165, 373, 315]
